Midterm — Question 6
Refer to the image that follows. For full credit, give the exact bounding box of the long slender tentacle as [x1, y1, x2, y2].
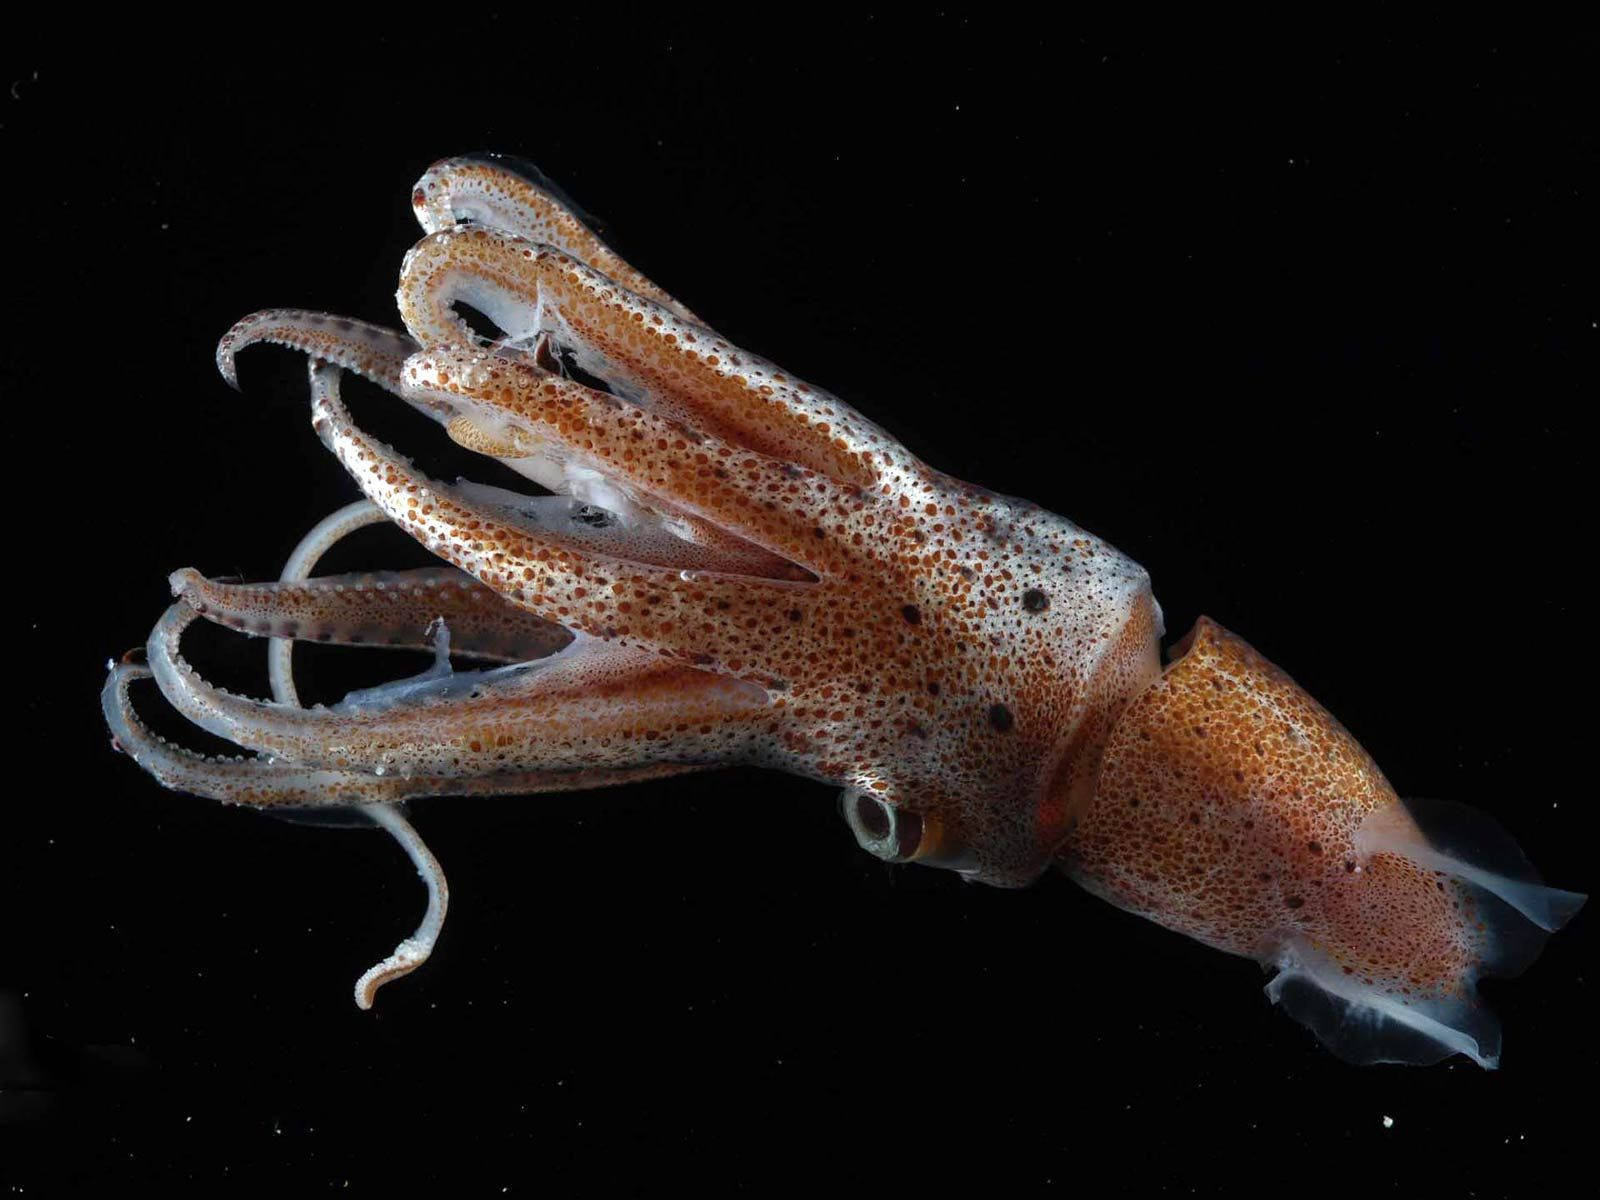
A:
[172, 566, 575, 663]
[308, 361, 824, 675]
[264, 497, 448, 1008]
[103, 659, 707, 808]
[146, 601, 774, 776]
[411, 155, 701, 324]
[107, 469, 725, 1006]
[217, 310, 418, 394]
[403, 345, 878, 570]
[352, 802, 447, 1010]
[222, 329, 811, 583]
[267, 499, 391, 707]
[397, 227, 905, 484]
[308, 385, 811, 586]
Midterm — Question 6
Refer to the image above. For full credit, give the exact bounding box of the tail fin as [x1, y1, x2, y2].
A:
[1265, 936, 1505, 1068]
[1265, 797, 1585, 1069]
[1357, 796, 1587, 934]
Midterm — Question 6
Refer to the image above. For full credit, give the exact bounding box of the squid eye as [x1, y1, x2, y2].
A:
[840, 790, 924, 862]
[840, 790, 982, 874]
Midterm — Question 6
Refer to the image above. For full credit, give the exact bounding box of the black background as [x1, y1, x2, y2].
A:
[4, 19, 1593, 1194]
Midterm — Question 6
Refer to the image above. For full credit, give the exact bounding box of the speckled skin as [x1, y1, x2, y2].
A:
[1065, 619, 1479, 999]
[103, 156, 1580, 1056]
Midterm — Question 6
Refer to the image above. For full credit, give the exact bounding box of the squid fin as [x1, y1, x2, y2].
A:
[1264, 936, 1505, 1067]
[1358, 796, 1587, 937]
[1266, 797, 1584, 1068]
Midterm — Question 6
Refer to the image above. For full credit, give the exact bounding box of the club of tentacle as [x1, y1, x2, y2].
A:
[104, 156, 1580, 1064]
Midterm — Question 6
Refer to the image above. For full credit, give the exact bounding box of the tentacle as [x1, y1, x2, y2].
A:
[145, 601, 774, 776]
[103, 658, 707, 807]
[351, 802, 447, 1009]
[259, 498, 453, 1009]
[265, 499, 392, 707]
[239, 340, 815, 584]
[220, 320, 808, 583]
[403, 345, 876, 572]
[396, 227, 903, 484]
[411, 155, 700, 323]
[258, 495, 453, 1007]
[276, 499, 387, 582]
[217, 310, 419, 395]
[308, 361, 824, 675]
[172, 566, 575, 663]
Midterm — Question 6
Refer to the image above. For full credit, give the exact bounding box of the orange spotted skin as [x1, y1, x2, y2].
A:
[410, 156, 702, 323]
[314, 347, 1165, 884]
[397, 228, 892, 486]
[103, 156, 1578, 1043]
[1065, 618, 1478, 1000]
[114, 153, 1167, 888]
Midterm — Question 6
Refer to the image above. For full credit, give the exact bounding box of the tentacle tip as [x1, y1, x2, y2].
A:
[215, 347, 242, 391]
[168, 567, 204, 599]
[352, 938, 430, 1011]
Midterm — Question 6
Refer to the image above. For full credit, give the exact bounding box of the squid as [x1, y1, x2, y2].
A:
[103, 154, 1583, 1066]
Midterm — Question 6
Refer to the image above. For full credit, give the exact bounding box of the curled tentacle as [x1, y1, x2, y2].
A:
[260, 495, 453, 1008]
[351, 802, 447, 1010]
[397, 227, 901, 484]
[217, 309, 419, 395]
[266, 499, 392, 707]
[412, 155, 700, 323]
[171, 566, 575, 663]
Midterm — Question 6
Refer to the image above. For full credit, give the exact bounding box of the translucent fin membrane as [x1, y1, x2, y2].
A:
[1265, 938, 1504, 1067]
[1266, 797, 1585, 1068]
[1357, 796, 1587, 935]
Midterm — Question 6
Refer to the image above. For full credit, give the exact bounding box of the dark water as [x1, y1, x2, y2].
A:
[5, 22, 1592, 1194]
